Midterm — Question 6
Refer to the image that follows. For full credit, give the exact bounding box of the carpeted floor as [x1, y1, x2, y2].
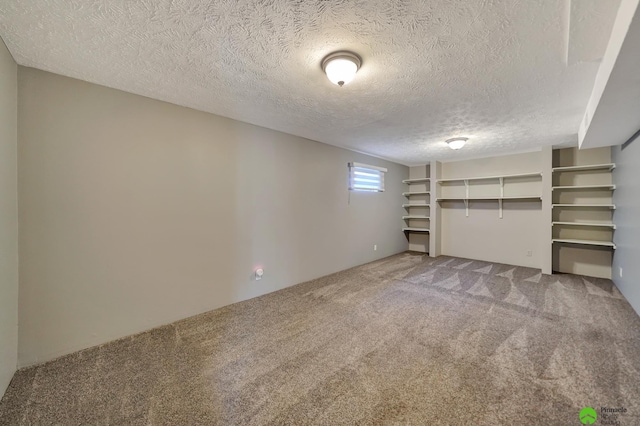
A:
[1, 252, 640, 425]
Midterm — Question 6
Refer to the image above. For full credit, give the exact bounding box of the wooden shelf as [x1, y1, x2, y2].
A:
[402, 178, 430, 184]
[552, 222, 616, 229]
[552, 185, 615, 191]
[552, 204, 616, 209]
[552, 238, 616, 249]
[402, 204, 429, 208]
[436, 172, 541, 183]
[552, 163, 616, 172]
[403, 215, 430, 220]
[403, 227, 430, 232]
[402, 191, 430, 196]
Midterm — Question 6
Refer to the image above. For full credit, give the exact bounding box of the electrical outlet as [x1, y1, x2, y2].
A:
[619, 267, 623, 278]
[526, 250, 532, 257]
[374, 244, 377, 251]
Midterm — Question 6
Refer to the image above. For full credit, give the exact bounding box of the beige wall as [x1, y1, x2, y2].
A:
[17, 67, 408, 366]
[438, 152, 543, 268]
[0, 39, 18, 396]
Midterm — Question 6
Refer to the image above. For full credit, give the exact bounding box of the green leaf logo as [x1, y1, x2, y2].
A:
[580, 407, 597, 425]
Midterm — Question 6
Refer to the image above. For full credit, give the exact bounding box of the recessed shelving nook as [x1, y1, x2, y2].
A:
[551, 147, 616, 278]
[402, 165, 431, 253]
[436, 172, 542, 218]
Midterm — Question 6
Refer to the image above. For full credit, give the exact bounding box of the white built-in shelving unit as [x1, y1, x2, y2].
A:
[435, 172, 542, 218]
[402, 165, 431, 253]
[551, 147, 616, 277]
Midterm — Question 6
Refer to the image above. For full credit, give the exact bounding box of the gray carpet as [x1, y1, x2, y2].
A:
[2, 252, 640, 425]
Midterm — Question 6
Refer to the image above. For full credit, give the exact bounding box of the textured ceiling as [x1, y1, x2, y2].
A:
[0, 0, 621, 165]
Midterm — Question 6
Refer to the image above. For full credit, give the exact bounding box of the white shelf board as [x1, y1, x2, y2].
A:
[552, 222, 616, 229]
[552, 204, 616, 209]
[402, 215, 430, 220]
[403, 191, 430, 196]
[436, 196, 542, 201]
[552, 185, 615, 191]
[403, 227, 430, 232]
[402, 204, 430, 208]
[552, 238, 616, 249]
[402, 178, 430, 184]
[552, 163, 616, 172]
[436, 172, 541, 183]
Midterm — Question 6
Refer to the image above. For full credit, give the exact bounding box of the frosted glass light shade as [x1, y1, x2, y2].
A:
[322, 52, 361, 87]
[446, 137, 468, 150]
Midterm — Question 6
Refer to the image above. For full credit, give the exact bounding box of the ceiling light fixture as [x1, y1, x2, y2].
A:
[322, 51, 361, 87]
[446, 137, 468, 150]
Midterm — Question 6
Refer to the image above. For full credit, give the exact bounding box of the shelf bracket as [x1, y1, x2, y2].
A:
[499, 177, 504, 219]
[464, 180, 470, 217]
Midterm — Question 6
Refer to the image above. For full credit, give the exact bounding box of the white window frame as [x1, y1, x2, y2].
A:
[348, 162, 387, 192]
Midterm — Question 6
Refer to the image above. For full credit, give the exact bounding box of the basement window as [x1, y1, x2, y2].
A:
[349, 162, 387, 192]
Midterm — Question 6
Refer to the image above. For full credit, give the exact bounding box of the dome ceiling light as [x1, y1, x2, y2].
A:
[322, 51, 362, 87]
[446, 137, 468, 150]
